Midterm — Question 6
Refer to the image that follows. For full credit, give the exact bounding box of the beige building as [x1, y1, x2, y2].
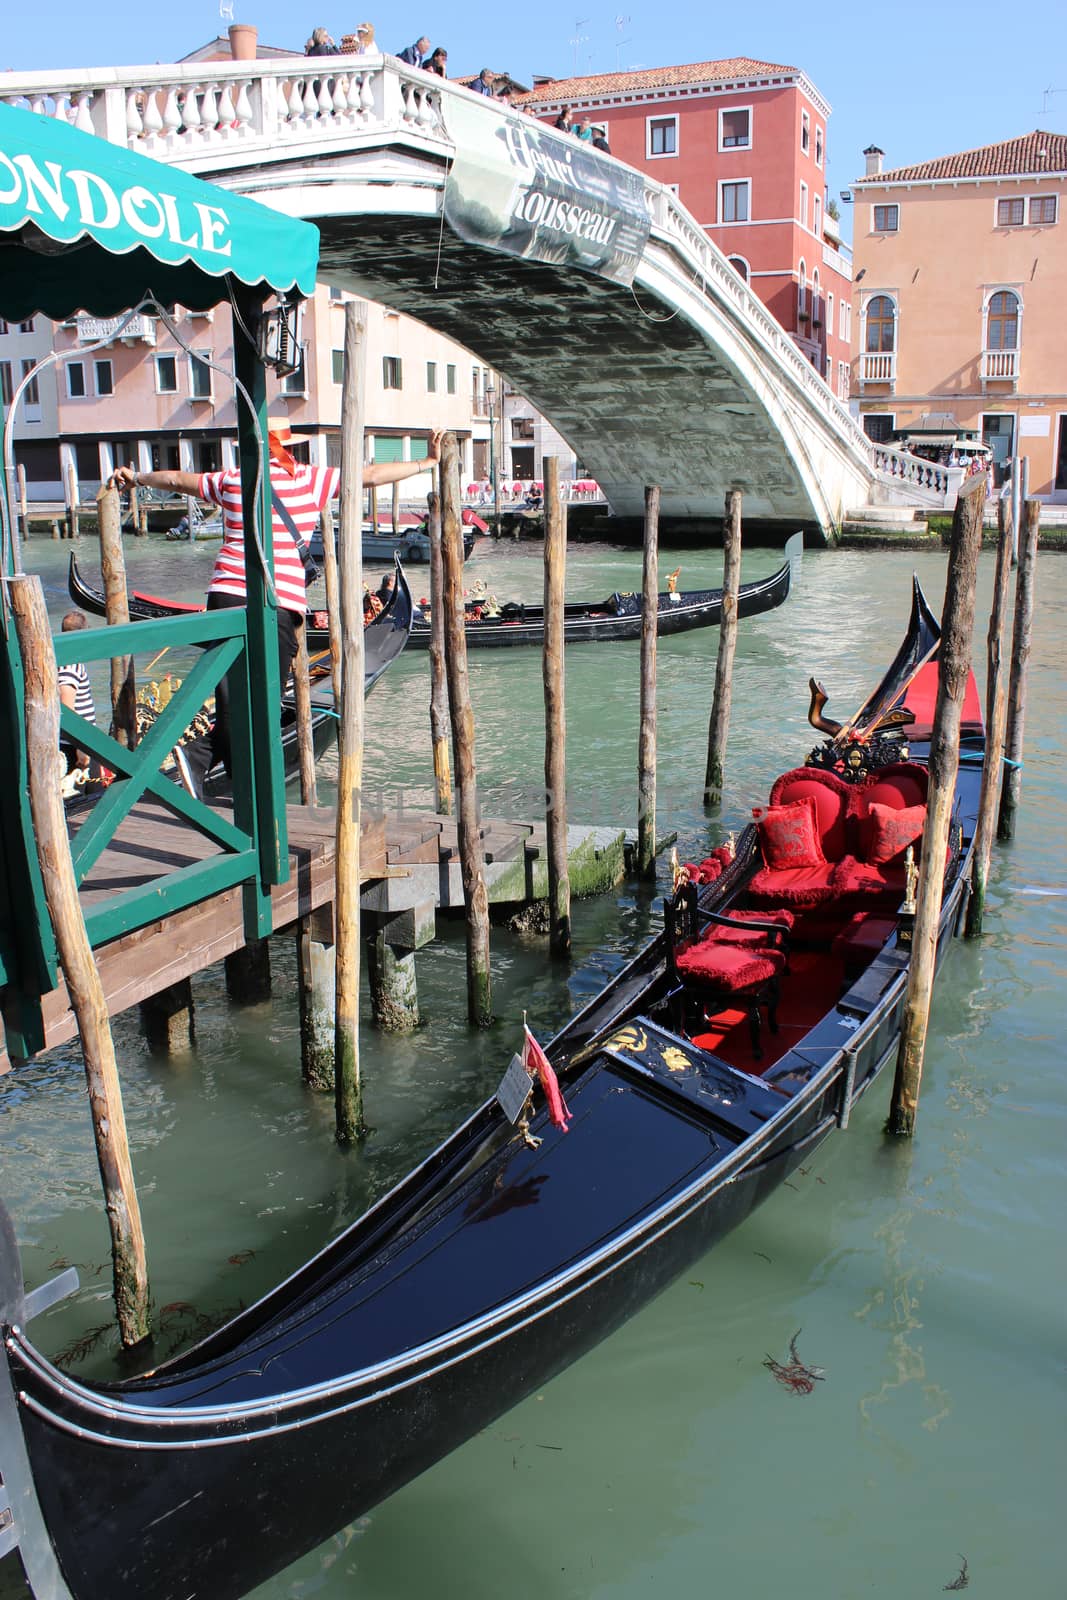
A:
[849, 131, 1067, 497]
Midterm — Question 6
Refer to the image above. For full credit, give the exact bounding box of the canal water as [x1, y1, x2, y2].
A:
[1, 533, 1064, 1600]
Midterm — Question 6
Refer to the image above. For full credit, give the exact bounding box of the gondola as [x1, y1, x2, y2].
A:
[70, 533, 798, 658]
[406, 532, 800, 649]
[62, 563, 413, 807]
[0, 579, 983, 1600]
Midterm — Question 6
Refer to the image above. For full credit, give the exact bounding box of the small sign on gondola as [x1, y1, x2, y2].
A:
[495, 1053, 533, 1124]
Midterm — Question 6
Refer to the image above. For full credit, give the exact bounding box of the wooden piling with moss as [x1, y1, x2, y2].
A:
[887, 475, 984, 1136]
[427, 486, 452, 815]
[543, 456, 571, 953]
[10, 573, 150, 1346]
[997, 498, 1040, 844]
[441, 433, 492, 1026]
[96, 484, 137, 749]
[703, 488, 742, 807]
[637, 483, 660, 876]
[965, 496, 1013, 937]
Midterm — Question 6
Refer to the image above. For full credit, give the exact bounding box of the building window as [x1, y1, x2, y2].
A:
[19, 320, 34, 334]
[190, 354, 212, 400]
[0, 362, 12, 407]
[332, 348, 344, 385]
[512, 416, 535, 440]
[383, 356, 402, 390]
[865, 295, 896, 352]
[812, 269, 821, 327]
[66, 362, 86, 398]
[1030, 195, 1057, 225]
[996, 197, 1025, 227]
[838, 362, 850, 400]
[646, 115, 678, 158]
[329, 285, 344, 301]
[446, 364, 456, 395]
[372, 436, 404, 464]
[797, 260, 807, 318]
[20, 359, 41, 409]
[815, 127, 824, 167]
[799, 181, 808, 229]
[94, 359, 114, 397]
[155, 355, 178, 394]
[719, 179, 750, 223]
[985, 290, 1019, 350]
[727, 255, 749, 281]
[873, 204, 899, 232]
[863, 413, 895, 443]
[801, 110, 810, 154]
[426, 361, 437, 393]
[282, 346, 307, 395]
[813, 195, 821, 236]
[827, 291, 834, 334]
[719, 107, 751, 150]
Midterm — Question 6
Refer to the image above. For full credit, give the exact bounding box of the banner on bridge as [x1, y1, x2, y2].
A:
[443, 99, 650, 286]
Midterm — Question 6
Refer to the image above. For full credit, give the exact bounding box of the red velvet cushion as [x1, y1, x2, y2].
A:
[769, 768, 851, 861]
[754, 797, 824, 870]
[676, 941, 785, 989]
[749, 864, 837, 909]
[862, 801, 926, 866]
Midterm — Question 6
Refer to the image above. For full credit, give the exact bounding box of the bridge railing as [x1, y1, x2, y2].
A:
[0, 56, 447, 161]
[869, 444, 953, 502]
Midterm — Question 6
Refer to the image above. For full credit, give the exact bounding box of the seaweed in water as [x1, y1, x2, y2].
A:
[943, 1556, 969, 1591]
[762, 1329, 825, 1395]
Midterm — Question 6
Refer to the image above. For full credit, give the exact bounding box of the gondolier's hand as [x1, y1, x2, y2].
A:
[425, 430, 444, 467]
[110, 464, 137, 490]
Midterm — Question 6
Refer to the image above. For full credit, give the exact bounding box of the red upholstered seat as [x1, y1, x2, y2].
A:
[769, 768, 852, 862]
[676, 941, 786, 989]
[832, 911, 898, 974]
[749, 863, 838, 909]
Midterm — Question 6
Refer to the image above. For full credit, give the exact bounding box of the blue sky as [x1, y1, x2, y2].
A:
[5, 1, 1065, 243]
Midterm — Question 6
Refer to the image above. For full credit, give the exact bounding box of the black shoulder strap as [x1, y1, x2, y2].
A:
[270, 487, 313, 565]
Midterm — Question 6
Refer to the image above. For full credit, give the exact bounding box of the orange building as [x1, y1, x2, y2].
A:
[520, 60, 854, 399]
[849, 132, 1067, 497]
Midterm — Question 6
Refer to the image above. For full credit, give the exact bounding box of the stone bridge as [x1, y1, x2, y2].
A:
[2, 58, 954, 538]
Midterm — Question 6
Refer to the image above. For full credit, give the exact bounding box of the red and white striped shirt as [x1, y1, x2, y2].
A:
[198, 463, 340, 616]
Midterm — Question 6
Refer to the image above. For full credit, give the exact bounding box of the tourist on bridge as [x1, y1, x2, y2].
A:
[422, 46, 448, 75]
[554, 106, 574, 133]
[576, 117, 593, 142]
[57, 610, 96, 774]
[591, 123, 611, 154]
[111, 426, 442, 794]
[469, 67, 496, 96]
[396, 34, 429, 66]
[304, 27, 340, 55]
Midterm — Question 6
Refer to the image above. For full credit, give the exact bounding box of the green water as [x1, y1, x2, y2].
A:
[1, 535, 1064, 1599]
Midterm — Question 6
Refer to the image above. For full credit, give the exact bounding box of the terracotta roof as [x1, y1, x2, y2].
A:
[856, 131, 1067, 184]
[518, 58, 798, 104]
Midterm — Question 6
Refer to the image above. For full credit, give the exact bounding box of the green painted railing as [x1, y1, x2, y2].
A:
[53, 606, 280, 949]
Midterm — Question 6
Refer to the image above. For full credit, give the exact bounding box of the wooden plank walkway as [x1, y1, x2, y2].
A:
[4, 802, 614, 1066]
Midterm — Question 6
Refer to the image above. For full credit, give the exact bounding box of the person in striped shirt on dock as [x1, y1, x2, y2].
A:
[112, 422, 442, 793]
[57, 609, 97, 773]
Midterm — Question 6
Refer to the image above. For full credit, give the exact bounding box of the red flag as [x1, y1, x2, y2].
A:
[522, 1024, 572, 1133]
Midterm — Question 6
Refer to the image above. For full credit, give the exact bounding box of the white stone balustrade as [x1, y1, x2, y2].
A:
[871, 444, 951, 500]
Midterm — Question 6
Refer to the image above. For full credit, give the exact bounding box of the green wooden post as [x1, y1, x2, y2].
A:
[233, 290, 285, 941]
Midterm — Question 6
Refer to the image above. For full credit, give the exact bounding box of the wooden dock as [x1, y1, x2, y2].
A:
[2, 799, 631, 1067]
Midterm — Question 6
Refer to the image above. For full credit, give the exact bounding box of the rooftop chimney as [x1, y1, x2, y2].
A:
[228, 22, 258, 60]
[864, 145, 885, 177]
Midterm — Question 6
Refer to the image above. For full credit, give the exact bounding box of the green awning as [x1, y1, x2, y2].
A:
[0, 101, 319, 320]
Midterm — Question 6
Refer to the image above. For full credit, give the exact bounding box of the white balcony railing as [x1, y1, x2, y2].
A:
[982, 349, 1018, 383]
[76, 313, 156, 346]
[860, 351, 896, 385]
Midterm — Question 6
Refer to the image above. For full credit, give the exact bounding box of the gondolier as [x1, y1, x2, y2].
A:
[111, 425, 441, 790]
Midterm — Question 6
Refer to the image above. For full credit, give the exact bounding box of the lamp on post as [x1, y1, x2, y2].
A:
[486, 381, 502, 537]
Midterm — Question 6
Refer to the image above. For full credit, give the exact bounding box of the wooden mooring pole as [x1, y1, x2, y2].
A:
[543, 456, 571, 954]
[964, 495, 1014, 938]
[64, 461, 79, 539]
[427, 484, 452, 814]
[997, 498, 1040, 844]
[292, 618, 318, 808]
[9, 574, 150, 1344]
[392, 480, 401, 543]
[16, 463, 29, 542]
[703, 488, 742, 807]
[334, 301, 369, 1140]
[886, 474, 984, 1137]
[637, 483, 660, 876]
[441, 432, 492, 1025]
[96, 483, 137, 749]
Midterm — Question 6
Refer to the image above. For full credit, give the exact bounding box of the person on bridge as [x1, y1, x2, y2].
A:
[111, 426, 442, 793]
[305, 27, 340, 55]
[554, 106, 574, 133]
[396, 34, 429, 65]
[469, 67, 496, 95]
[422, 46, 448, 75]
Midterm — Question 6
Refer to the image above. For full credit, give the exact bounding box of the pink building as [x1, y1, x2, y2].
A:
[520, 59, 854, 397]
